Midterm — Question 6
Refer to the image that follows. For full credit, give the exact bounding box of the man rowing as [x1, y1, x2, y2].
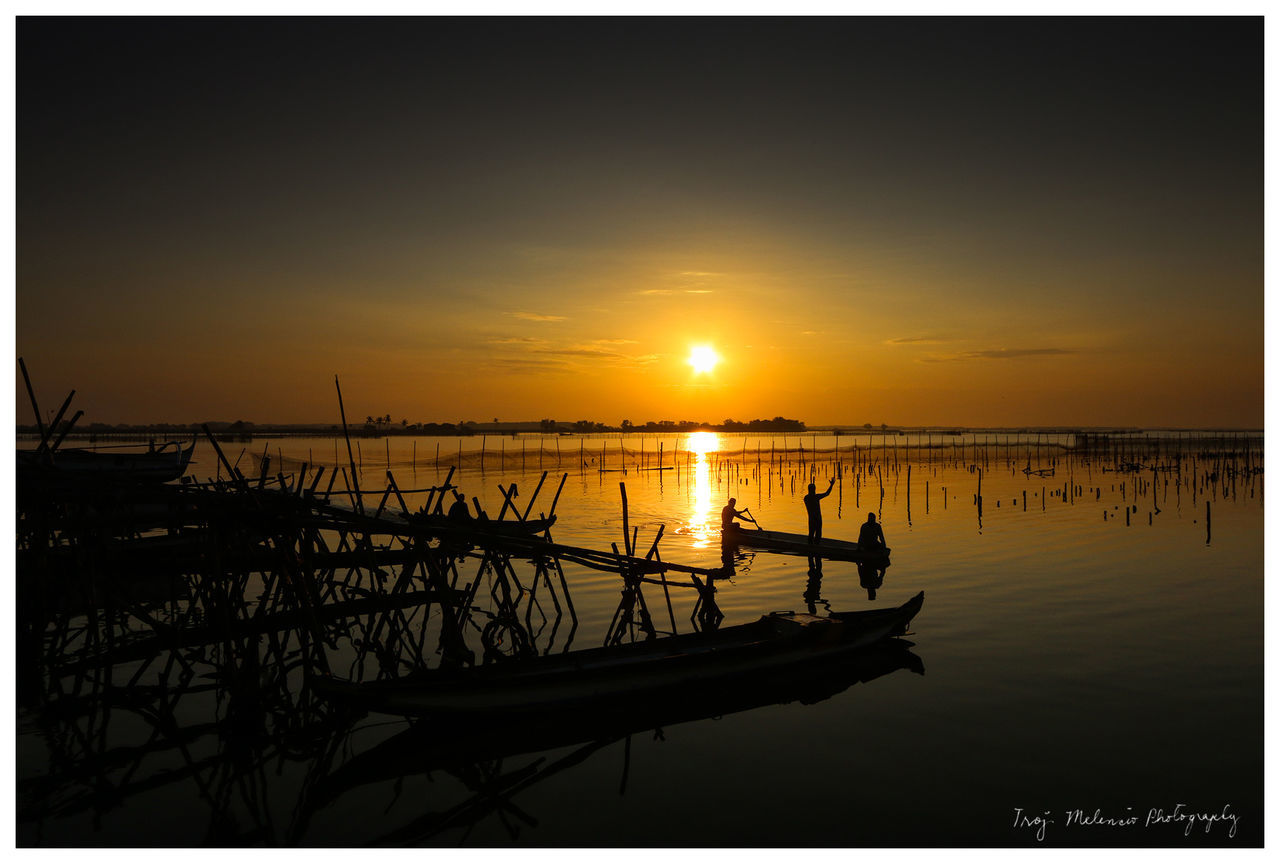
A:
[722, 497, 749, 531]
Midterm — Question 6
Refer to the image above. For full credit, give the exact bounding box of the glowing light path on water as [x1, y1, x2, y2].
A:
[685, 430, 720, 548]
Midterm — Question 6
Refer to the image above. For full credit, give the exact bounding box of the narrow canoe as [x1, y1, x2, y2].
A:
[311, 591, 923, 716]
[17, 438, 195, 484]
[722, 523, 891, 563]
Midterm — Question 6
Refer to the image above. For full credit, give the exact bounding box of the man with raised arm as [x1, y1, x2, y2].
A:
[803, 477, 836, 543]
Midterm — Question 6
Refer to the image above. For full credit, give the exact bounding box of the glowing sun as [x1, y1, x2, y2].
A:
[688, 344, 720, 374]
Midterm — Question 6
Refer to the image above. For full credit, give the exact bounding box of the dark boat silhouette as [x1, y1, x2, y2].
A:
[722, 523, 891, 563]
[17, 438, 195, 484]
[311, 592, 923, 716]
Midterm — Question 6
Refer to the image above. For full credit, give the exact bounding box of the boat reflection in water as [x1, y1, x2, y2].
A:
[305, 588, 924, 843]
[311, 635, 925, 844]
[19, 570, 923, 846]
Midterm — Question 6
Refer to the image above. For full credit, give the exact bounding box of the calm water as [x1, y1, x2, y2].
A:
[17, 432, 1263, 846]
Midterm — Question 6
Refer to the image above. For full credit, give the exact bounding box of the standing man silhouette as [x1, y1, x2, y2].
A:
[803, 477, 836, 543]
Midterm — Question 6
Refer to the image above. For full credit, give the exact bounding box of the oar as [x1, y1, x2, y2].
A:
[742, 509, 764, 531]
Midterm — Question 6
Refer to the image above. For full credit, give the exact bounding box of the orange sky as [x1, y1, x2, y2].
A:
[15, 18, 1263, 428]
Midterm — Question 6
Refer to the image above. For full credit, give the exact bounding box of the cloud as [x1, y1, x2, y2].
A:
[535, 347, 630, 359]
[643, 286, 713, 295]
[511, 311, 567, 322]
[481, 356, 574, 372]
[489, 336, 653, 369]
[887, 336, 948, 345]
[962, 348, 1076, 359]
[526, 344, 662, 369]
[920, 347, 1077, 362]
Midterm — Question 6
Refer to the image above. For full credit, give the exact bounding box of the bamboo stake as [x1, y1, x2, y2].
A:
[334, 375, 363, 514]
[546, 471, 569, 520]
[18, 358, 48, 448]
[37, 389, 76, 455]
[48, 410, 84, 452]
[620, 482, 632, 556]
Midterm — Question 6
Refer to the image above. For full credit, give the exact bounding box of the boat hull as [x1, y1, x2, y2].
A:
[17, 439, 195, 484]
[722, 524, 890, 563]
[312, 591, 923, 716]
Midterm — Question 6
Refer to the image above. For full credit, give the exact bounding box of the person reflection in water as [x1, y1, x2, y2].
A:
[857, 561, 885, 601]
[722, 497, 748, 531]
[803, 477, 836, 543]
[858, 512, 886, 552]
[804, 556, 826, 614]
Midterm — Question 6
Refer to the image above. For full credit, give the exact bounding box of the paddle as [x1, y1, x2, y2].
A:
[742, 509, 763, 531]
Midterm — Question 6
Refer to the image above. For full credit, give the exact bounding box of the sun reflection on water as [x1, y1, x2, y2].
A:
[686, 431, 720, 548]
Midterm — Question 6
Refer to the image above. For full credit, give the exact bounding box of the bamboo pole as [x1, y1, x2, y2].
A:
[37, 389, 76, 455]
[620, 482, 632, 556]
[18, 358, 48, 448]
[334, 375, 363, 514]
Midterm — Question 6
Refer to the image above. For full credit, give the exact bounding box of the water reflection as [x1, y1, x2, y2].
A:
[310, 636, 924, 844]
[857, 561, 889, 601]
[18, 428, 1264, 845]
[804, 557, 827, 614]
[686, 431, 720, 548]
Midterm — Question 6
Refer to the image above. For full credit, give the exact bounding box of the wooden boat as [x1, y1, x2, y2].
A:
[722, 523, 891, 563]
[17, 438, 195, 484]
[311, 591, 923, 716]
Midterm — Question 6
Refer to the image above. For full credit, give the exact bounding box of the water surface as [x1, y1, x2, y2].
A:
[16, 431, 1263, 846]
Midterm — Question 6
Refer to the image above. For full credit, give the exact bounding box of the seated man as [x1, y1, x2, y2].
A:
[722, 497, 748, 531]
[858, 512, 886, 550]
[447, 490, 471, 520]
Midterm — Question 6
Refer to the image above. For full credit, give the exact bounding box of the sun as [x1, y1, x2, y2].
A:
[687, 344, 720, 374]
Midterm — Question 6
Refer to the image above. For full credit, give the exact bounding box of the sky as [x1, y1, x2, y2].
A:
[14, 16, 1264, 428]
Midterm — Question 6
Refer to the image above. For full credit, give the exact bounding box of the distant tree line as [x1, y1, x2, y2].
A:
[601, 416, 806, 433]
[18, 415, 809, 437]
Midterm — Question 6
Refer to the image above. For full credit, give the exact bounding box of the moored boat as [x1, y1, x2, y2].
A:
[311, 591, 923, 716]
[722, 523, 891, 563]
[17, 438, 196, 484]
